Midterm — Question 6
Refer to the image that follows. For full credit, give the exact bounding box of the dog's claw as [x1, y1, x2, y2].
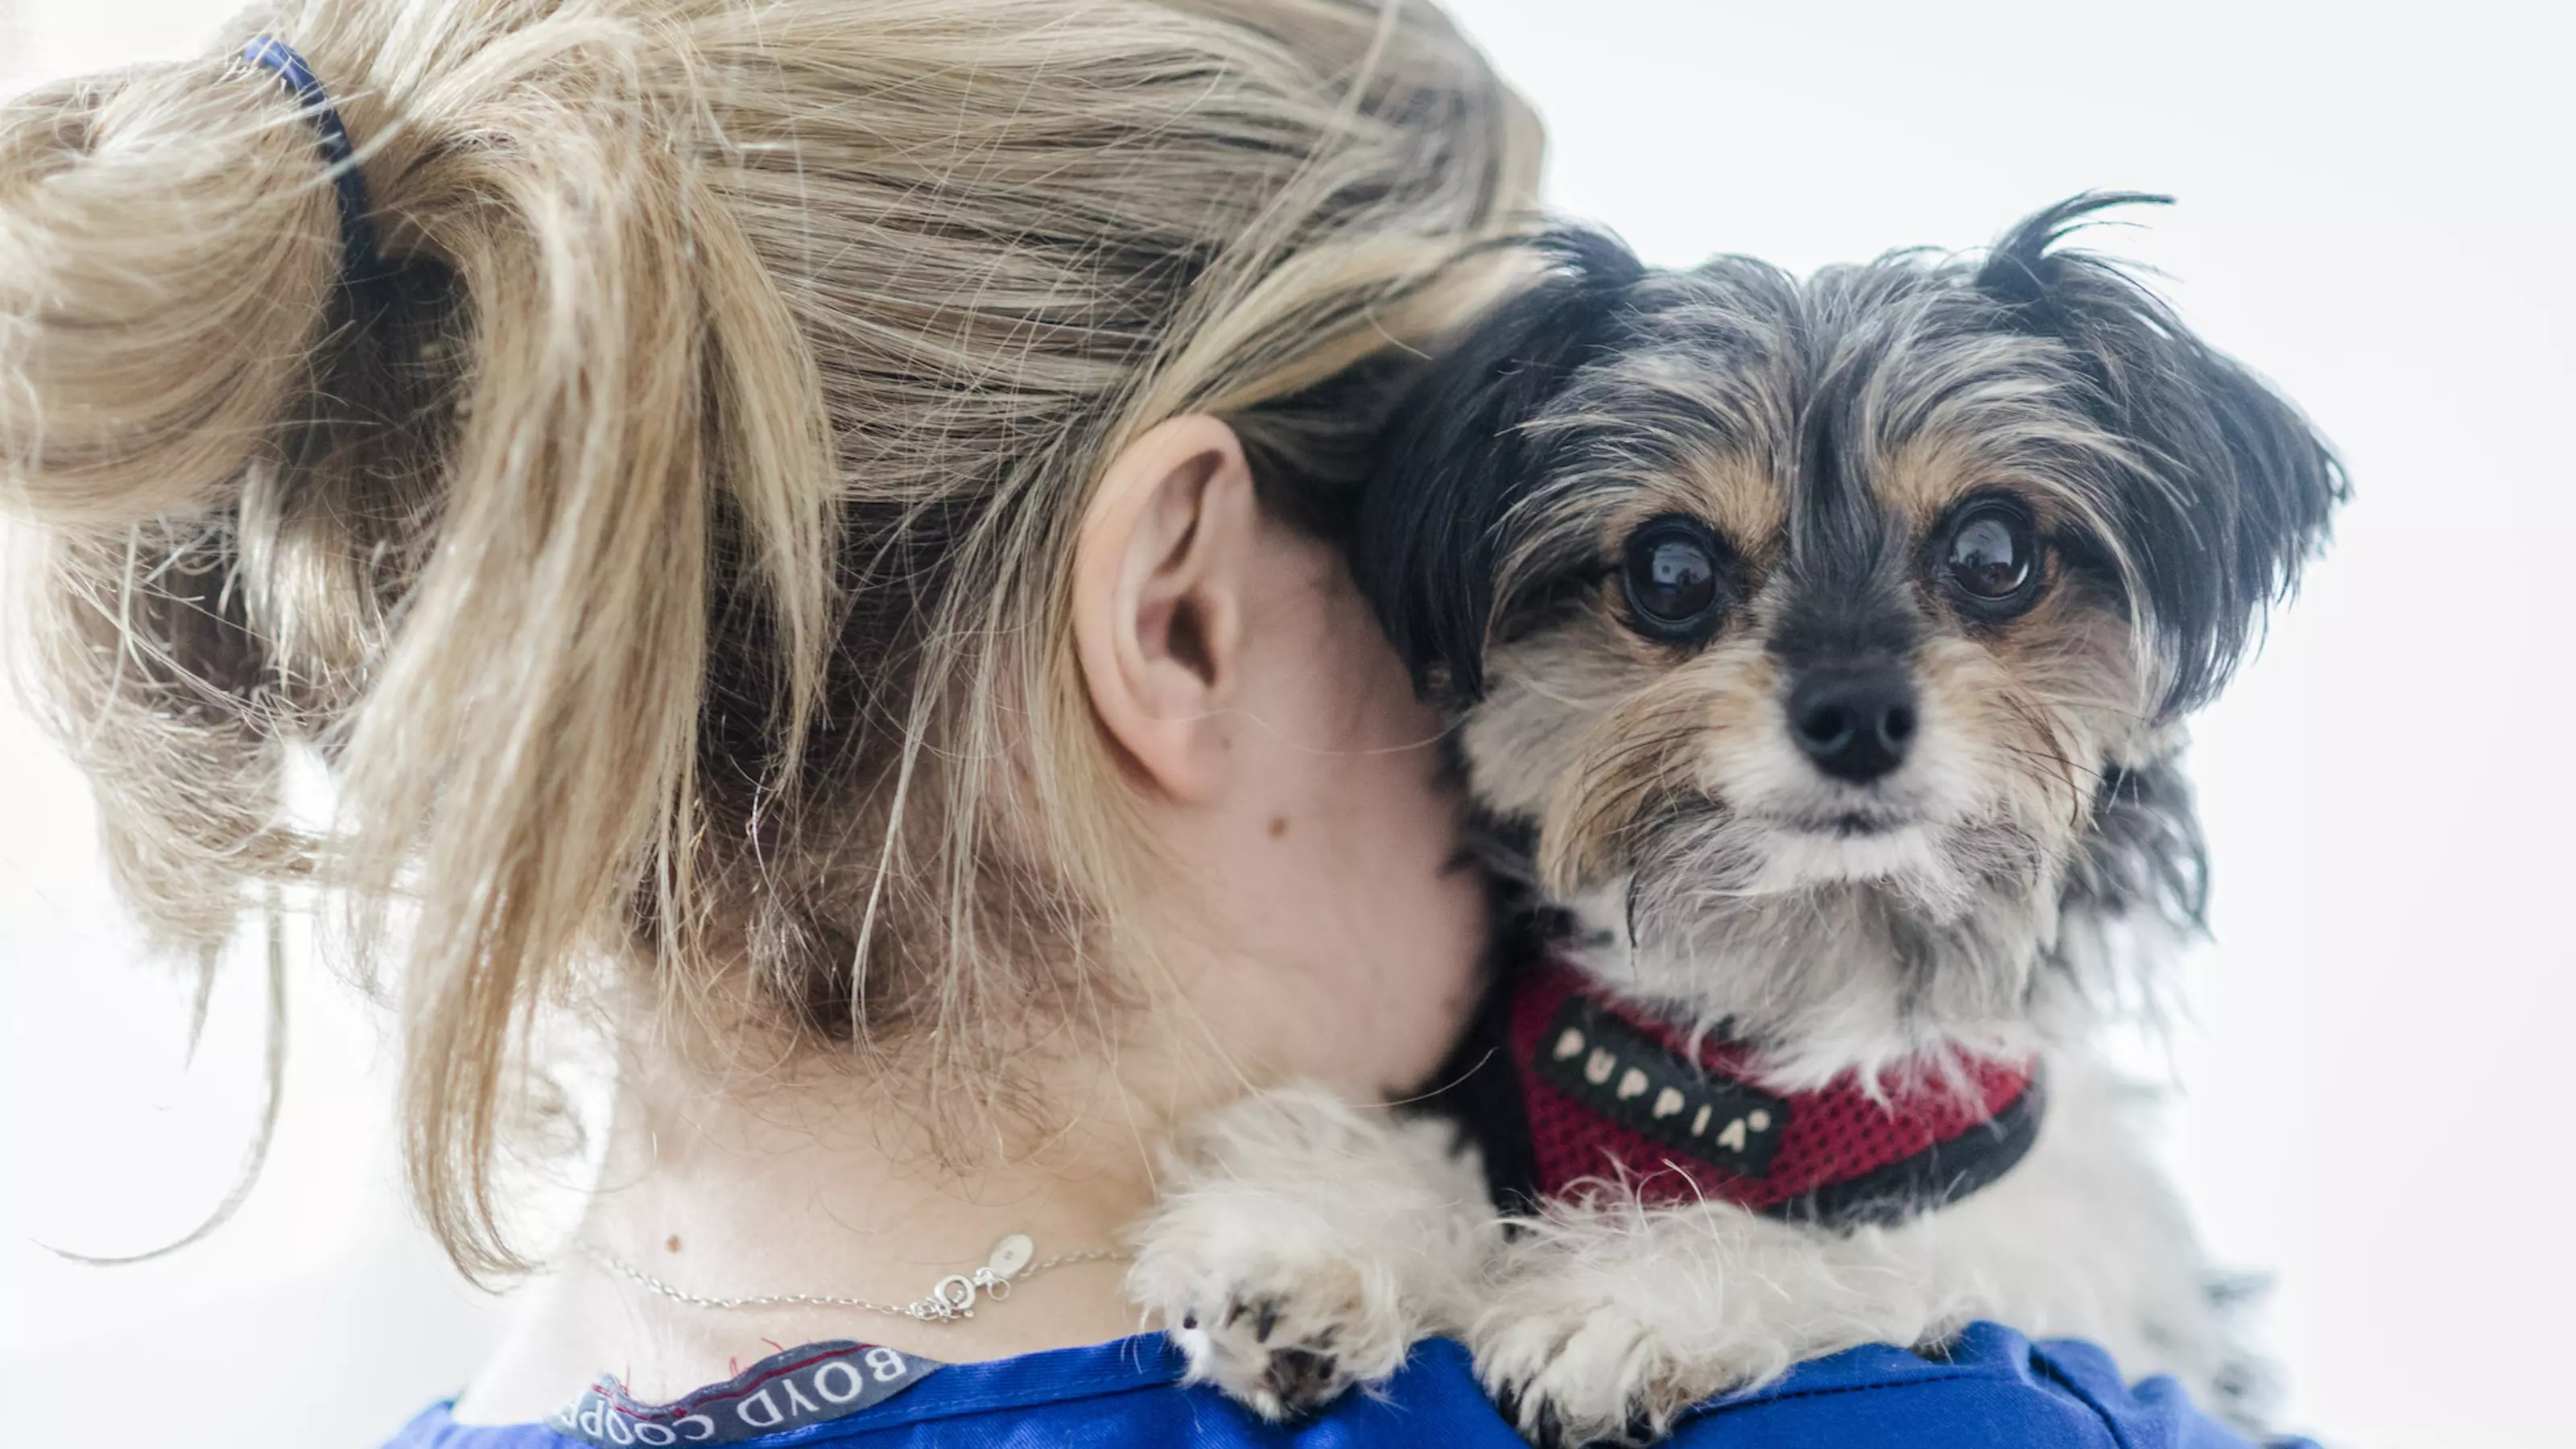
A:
[1265, 1348, 1340, 1409]
[1157, 1284, 1389, 1420]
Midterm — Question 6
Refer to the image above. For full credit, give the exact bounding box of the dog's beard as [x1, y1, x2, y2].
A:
[1548, 799, 2067, 1088]
[1634, 796, 2054, 927]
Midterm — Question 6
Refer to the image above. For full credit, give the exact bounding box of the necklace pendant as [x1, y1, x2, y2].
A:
[985, 1232, 1035, 1280]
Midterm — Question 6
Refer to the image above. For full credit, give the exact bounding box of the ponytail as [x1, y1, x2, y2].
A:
[0, 56, 343, 528]
[2, 11, 835, 1278]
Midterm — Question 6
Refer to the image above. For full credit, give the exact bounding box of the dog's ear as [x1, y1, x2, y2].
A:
[1354, 228, 1645, 701]
[1977, 192, 2347, 713]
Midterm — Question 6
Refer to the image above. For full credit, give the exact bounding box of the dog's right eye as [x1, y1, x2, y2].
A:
[1620, 516, 1729, 642]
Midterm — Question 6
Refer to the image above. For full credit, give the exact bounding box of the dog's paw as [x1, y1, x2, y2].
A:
[1127, 1086, 1491, 1420]
[1161, 1256, 1397, 1420]
[1472, 1292, 1762, 1448]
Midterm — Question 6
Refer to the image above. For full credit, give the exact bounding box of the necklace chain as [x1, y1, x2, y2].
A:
[581, 1236, 1129, 1324]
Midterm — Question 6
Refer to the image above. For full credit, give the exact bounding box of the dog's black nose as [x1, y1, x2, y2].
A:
[1788, 667, 1918, 782]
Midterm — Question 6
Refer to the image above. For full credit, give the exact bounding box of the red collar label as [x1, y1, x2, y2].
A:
[1502, 958, 2043, 1225]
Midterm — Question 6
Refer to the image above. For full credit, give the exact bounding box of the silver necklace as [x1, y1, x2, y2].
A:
[582, 1233, 1129, 1324]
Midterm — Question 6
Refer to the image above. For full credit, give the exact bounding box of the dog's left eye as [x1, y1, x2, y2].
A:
[1942, 501, 2042, 614]
[1620, 516, 1730, 642]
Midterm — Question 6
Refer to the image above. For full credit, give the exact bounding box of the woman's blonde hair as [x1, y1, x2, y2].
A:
[0, 0, 1536, 1277]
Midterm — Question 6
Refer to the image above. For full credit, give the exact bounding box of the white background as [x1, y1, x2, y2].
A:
[2, 2, 2570, 1446]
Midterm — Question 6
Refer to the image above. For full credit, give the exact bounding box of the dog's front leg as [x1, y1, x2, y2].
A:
[1126, 1084, 1500, 1419]
[1472, 1194, 1960, 1447]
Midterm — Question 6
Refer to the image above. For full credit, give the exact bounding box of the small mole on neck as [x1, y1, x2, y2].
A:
[1267, 815, 1290, 839]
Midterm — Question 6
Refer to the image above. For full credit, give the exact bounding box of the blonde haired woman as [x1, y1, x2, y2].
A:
[6, 0, 1532, 1435]
[1, 1, 2303, 1445]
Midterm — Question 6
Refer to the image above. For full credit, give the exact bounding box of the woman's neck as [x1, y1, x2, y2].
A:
[450, 1047, 1184, 1425]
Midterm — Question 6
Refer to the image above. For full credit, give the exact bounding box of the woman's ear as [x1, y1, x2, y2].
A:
[1073, 415, 1261, 804]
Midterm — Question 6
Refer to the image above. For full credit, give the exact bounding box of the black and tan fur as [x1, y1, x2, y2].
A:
[1126, 194, 2343, 1445]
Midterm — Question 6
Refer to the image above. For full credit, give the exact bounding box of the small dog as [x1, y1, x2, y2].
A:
[1127, 193, 2343, 1445]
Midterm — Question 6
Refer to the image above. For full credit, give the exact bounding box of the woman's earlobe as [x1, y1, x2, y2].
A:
[1072, 415, 1260, 804]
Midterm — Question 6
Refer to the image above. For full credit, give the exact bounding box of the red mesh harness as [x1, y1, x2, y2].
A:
[1432, 956, 2044, 1228]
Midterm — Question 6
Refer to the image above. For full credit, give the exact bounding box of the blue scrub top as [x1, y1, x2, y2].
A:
[382, 1323, 2315, 1448]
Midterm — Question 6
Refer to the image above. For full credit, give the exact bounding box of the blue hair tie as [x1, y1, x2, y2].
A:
[242, 36, 384, 290]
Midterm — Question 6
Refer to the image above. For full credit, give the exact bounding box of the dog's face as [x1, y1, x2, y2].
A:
[1357, 196, 2343, 1071]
